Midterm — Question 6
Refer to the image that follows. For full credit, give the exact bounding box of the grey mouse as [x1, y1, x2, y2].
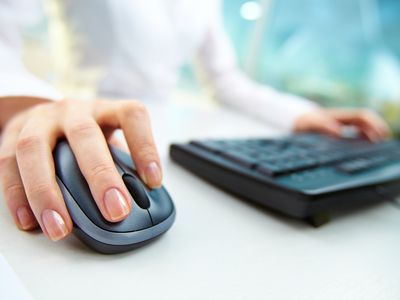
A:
[54, 141, 176, 254]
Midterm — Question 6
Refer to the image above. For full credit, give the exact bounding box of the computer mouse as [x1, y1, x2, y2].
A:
[53, 140, 176, 254]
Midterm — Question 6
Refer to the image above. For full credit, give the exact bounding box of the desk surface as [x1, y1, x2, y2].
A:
[1, 98, 400, 300]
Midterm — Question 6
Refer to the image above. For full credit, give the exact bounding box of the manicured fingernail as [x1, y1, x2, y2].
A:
[16, 206, 35, 230]
[104, 188, 130, 221]
[143, 162, 161, 187]
[41, 209, 69, 241]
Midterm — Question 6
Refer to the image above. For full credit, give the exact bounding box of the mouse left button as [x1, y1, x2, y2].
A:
[54, 141, 153, 232]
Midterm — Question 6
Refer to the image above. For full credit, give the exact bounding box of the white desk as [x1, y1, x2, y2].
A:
[1, 98, 400, 300]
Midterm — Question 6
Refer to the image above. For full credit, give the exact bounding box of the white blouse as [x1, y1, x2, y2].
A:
[0, 0, 317, 131]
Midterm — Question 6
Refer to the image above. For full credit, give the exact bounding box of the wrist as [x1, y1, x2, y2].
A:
[293, 108, 327, 133]
[0, 96, 52, 131]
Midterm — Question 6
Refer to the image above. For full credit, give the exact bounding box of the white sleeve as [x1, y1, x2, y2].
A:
[196, 2, 318, 132]
[0, 1, 62, 101]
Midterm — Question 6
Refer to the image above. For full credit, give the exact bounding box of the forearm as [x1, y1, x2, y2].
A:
[209, 70, 318, 131]
[0, 96, 50, 131]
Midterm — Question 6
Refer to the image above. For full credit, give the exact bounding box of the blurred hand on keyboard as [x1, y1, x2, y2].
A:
[294, 108, 389, 142]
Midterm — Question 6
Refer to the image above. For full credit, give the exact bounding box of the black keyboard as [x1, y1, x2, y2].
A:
[170, 134, 400, 226]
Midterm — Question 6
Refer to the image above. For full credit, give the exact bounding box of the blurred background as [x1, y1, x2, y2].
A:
[22, 0, 400, 133]
[220, 0, 400, 132]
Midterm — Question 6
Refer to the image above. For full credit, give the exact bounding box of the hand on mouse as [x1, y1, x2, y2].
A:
[0, 99, 162, 241]
[294, 108, 389, 141]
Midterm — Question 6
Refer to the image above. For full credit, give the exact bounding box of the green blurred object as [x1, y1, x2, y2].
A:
[222, 0, 400, 134]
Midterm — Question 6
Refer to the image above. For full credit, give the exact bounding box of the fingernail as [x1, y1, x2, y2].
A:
[104, 188, 130, 221]
[143, 162, 162, 187]
[41, 209, 69, 241]
[16, 206, 35, 230]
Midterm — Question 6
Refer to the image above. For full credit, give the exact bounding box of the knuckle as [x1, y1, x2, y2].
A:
[30, 103, 48, 115]
[121, 101, 148, 120]
[135, 141, 158, 161]
[88, 162, 115, 180]
[58, 98, 77, 108]
[135, 140, 155, 151]
[29, 107, 42, 117]
[16, 135, 44, 154]
[66, 119, 98, 137]
[27, 181, 54, 200]
[57, 99, 88, 117]
[4, 182, 25, 199]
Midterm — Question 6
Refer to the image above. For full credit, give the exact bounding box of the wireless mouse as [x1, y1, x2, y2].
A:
[53, 141, 176, 254]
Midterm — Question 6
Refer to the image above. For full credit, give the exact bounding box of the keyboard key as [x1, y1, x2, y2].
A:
[220, 150, 257, 167]
[190, 136, 400, 177]
[336, 159, 370, 173]
[336, 156, 389, 174]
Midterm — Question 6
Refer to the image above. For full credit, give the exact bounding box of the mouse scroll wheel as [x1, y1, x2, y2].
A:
[122, 175, 151, 209]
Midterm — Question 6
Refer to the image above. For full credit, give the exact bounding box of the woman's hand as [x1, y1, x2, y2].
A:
[0, 99, 162, 241]
[294, 108, 389, 141]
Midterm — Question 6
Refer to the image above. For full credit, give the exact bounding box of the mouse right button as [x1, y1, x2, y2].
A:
[147, 188, 174, 225]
